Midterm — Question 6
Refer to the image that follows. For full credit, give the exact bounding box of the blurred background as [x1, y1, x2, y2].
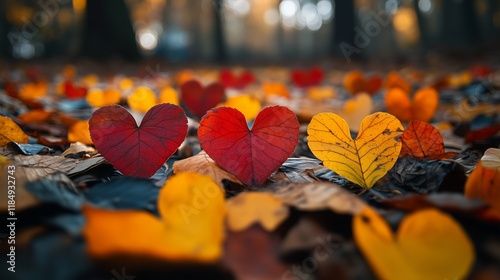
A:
[1, 0, 500, 64]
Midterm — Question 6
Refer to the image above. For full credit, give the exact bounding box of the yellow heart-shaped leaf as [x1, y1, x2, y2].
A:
[83, 172, 226, 262]
[354, 207, 475, 280]
[307, 112, 403, 188]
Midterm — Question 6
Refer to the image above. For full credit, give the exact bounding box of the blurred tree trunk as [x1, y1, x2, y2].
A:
[332, 0, 356, 58]
[80, 0, 140, 61]
[213, 0, 226, 62]
[439, 0, 479, 47]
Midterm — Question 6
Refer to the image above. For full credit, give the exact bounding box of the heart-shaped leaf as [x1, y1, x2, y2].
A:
[89, 104, 187, 178]
[307, 112, 403, 188]
[337, 92, 373, 131]
[64, 81, 87, 99]
[343, 71, 382, 95]
[198, 106, 300, 186]
[291, 67, 324, 88]
[219, 69, 255, 89]
[180, 80, 225, 118]
[354, 207, 475, 280]
[385, 87, 439, 122]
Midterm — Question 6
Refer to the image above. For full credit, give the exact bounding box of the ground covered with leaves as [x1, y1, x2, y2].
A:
[0, 63, 499, 280]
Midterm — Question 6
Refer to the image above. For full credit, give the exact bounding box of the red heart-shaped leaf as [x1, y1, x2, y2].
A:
[64, 81, 87, 99]
[180, 80, 225, 119]
[89, 104, 188, 178]
[219, 69, 255, 89]
[400, 120, 456, 159]
[198, 106, 299, 186]
[291, 67, 324, 88]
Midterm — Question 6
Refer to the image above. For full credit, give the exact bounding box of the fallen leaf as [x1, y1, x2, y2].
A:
[383, 71, 412, 93]
[64, 81, 88, 99]
[18, 109, 55, 124]
[172, 150, 243, 186]
[181, 80, 225, 119]
[385, 87, 439, 122]
[127, 86, 157, 113]
[465, 148, 500, 212]
[61, 142, 95, 157]
[198, 106, 300, 185]
[306, 86, 336, 102]
[119, 77, 134, 91]
[0, 116, 29, 146]
[220, 94, 261, 121]
[270, 182, 367, 215]
[261, 82, 289, 99]
[343, 71, 381, 95]
[219, 69, 254, 89]
[465, 124, 500, 144]
[86, 88, 121, 108]
[67, 120, 92, 145]
[158, 172, 226, 260]
[226, 192, 289, 231]
[83, 172, 226, 262]
[158, 86, 179, 105]
[19, 81, 48, 100]
[337, 93, 373, 131]
[307, 112, 403, 188]
[12, 154, 79, 182]
[176, 69, 196, 86]
[89, 104, 187, 178]
[354, 207, 475, 280]
[400, 120, 455, 159]
[291, 67, 323, 88]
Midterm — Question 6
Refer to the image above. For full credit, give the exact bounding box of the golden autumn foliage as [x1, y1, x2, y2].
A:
[86, 88, 121, 108]
[67, 120, 92, 145]
[0, 116, 29, 146]
[83, 172, 226, 262]
[465, 148, 500, 212]
[127, 86, 157, 113]
[220, 94, 261, 121]
[354, 207, 475, 280]
[307, 112, 403, 188]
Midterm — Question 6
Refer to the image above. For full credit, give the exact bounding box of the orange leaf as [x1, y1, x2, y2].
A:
[220, 94, 261, 121]
[18, 109, 55, 124]
[0, 116, 29, 146]
[411, 87, 439, 122]
[343, 70, 366, 94]
[465, 148, 500, 212]
[400, 120, 448, 158]
[384, 71, 412, 93]
[261, 82, 290, 99]
[83, 172, 226, 262]
[306, 86, 336, 101]
[86, 88, 121, 108]
[226, 192, 289, 231]
[67, 120, 92, 145]
[18, 81, 48, 101]
[385, 87, 439, 122]
[354, 207, 475, 280]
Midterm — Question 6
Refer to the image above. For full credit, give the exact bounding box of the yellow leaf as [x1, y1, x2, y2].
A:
[127, 86, 157, 113]
[307, 112, 403, 188]
[158, 172, 226, 260]
[86, 88, 121, 108]
[338, 92, 373, 131]
[82, 74, 99, 87]
[158, 86, 179, 105]
[354, 207, 475, 280]
[67, 120, 92, 145]
[226, 192, 289, 231]
[119, 77, 134, 91]
[83, 172, 226, 262]
[0, 116, 29, 146]
[220, 94, 261, 121]
[306, 86, 336, 102]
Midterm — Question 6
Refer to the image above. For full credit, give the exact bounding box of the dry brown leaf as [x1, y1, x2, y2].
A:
[270, 182, 367, 215]
[12, 155, 79, 182]
[173, 151, 243, 186]
[61, 142, 95, 157]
